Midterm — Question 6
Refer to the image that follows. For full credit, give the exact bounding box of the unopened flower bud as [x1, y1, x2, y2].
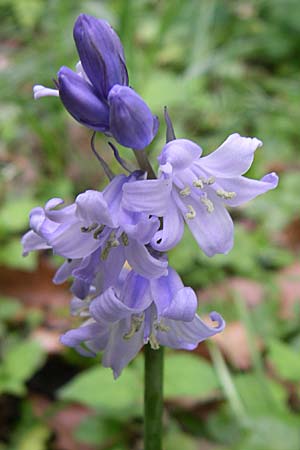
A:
[108, 85, 159, 149]
[58, 66, 109, 131]
[73, 14, 128, 99]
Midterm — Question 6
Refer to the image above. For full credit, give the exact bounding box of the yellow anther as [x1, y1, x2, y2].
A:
[123, 314, 144, 340]
[193, 179, 204, 189]
[121, 232, 129, 246]
[203, 176, 215, 185]
[179, 186, 191, 197]
[216, 189, 236, 199]
[201, 195, 214, 213]
[93, 224, 105, 239]
[185, 204, 196, 220]
[149, 333, 160, 350]
[154, 321, 170, 332]
[81, 222, 98, 233]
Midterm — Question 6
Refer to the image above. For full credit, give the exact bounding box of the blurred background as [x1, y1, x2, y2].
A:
[1, 0, 300, 448]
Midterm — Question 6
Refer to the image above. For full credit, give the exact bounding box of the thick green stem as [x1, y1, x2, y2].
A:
[144, 345, 164, 450]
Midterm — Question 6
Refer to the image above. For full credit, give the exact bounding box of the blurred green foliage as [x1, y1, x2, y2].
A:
[0, 0, 300, 449]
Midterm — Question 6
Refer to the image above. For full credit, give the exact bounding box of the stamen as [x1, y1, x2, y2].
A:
[203, 176, 215, 185]
[154, 321, 170, 332]
[120, 231, 129, 246]
[123, 314, 144, 339]
[81, 222, 98, 233]
[216, 189, 236, 199]
[149, 332, 160, 350]
[93, 224, 105, 239]
[193, 179, 204, 189]
[193, 176, 215, 188]
[185, 204, 196, 220]
[179, 186, 191, 197]
[201, 195, 214, 213]
[101, 231, 119, 260]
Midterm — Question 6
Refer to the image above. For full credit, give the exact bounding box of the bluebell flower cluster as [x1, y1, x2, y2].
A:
[23, 14, 278, 378]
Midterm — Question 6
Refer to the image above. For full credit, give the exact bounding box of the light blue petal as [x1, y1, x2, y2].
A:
[158, 139, 202, 173]
[125, 239, 168, 278]
[216, 172, 279, 207]
[157, 311, 225, 349]
[102, 318, 144, 378]
[196, 133, 262, 178]
[122, 178, 172, 216]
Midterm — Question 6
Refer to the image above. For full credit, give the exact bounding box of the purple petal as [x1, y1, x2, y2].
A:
[75, 190, 116, 227]
[120, 209, 160, 244]
[53, 259, 80, 284]
[73, 14, 128, 99]
[197, 133, 262, 177]
[122, 178, 172, 216]
[180, 192, 234, 256]
[49, 222, 101, 259]
[150, 267, 184, 317]
[44, 198, 77, 223]
[21, 230, 50, 256]
[151, 194, 184, 251]
[122, 271, 152, 309]
[162, 287, 198, 322]
[158, 139, 202, 173]
[61, 321, 109, 357]
[125, 240, 168, 279]
[58, 66, 109, 131]
[157, 311, 225, 349]
[108, 85, 157, 149]
[216, 172, 279, 207]
[102, 318, 144, 378]
[103, 174, 128, 218]
[90, 285, 148, 323]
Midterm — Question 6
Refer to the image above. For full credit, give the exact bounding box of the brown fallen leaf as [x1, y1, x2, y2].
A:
[212, 321, 263, 370]
[200, 276, 264, 308]
[277, 262, 300, 319]
[0, 256, 71, 328]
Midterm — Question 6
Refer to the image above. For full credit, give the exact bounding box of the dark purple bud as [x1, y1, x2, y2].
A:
[73, 14, 128, 99]
[58, 66, 109, 132]
[108, 85, 159, 149]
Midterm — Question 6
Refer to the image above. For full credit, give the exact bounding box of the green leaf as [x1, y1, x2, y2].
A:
[75, 415, 123, 446]
[0, 296, 22, 320]
[238, 416, 300, 450]
[0, 238, 37, 270]
[15, 424, 50, 450]
[0, 340, 46, 395]
[164, 431, 199, 450]
[164, 353, 220, 399]
[233, 373, 288, 416]
[0, 197, 37, 235]
[268, 339, 300, 382]
[59, 365, 142, 413]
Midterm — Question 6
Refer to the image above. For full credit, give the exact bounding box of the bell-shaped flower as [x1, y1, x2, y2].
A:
[33, 14, 158, 149]
[22, 173, 167, 298]
[122, 134, 279, 256]
[61, 267, 225, 378]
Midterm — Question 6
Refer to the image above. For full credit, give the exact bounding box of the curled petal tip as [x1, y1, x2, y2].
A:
[209, 311, 226, 332]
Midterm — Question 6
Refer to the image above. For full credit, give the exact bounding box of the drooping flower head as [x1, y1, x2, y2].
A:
[122, 134, 279, 256]
[33, 14, 158, 149]
[61, 267, 225, 378]
[22, 172, 167, 299]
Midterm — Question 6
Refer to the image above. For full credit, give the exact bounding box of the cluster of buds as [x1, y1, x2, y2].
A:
[23, 14, 278, 378]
